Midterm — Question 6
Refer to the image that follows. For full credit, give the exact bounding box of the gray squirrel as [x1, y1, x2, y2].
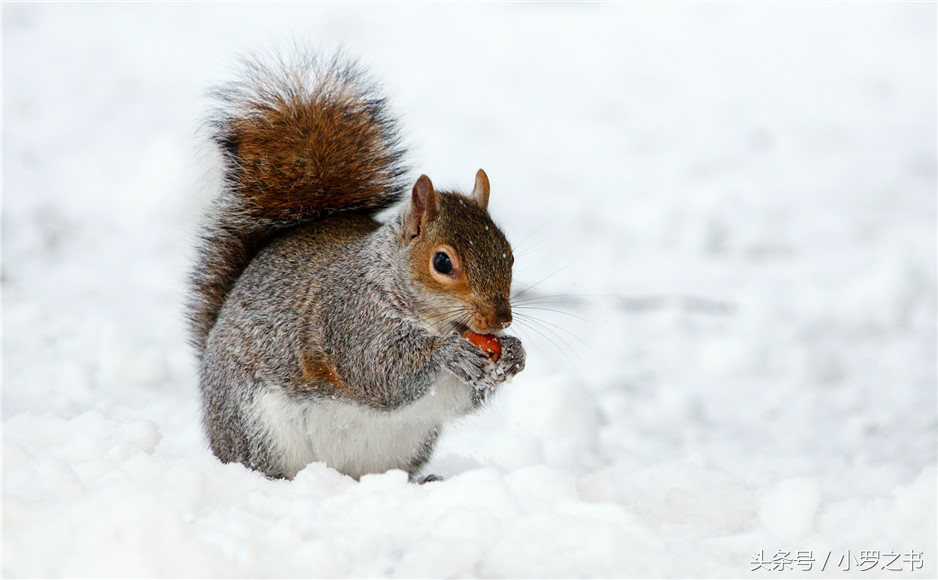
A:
[187, 52, 526, 481]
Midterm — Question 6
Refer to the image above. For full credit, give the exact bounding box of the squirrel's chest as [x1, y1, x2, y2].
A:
[255, 373, 472, 479]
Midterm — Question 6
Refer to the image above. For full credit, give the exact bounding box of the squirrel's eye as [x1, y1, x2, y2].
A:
[432, 251, 453, 275]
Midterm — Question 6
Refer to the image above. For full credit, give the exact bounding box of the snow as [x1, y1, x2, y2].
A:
[3, 2, 935, 577]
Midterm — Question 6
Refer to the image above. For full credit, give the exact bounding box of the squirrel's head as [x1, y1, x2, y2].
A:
[403, 170, 514, 337]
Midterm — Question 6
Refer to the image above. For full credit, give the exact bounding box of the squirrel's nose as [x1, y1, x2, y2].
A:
[493, 302, 512, 330]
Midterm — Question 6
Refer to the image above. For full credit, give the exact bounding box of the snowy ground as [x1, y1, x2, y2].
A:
[3, 3, 936, 577]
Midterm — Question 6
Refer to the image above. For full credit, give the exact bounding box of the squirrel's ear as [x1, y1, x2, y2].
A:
[471, 169, 490, 211]
[407, 174, 437, 240]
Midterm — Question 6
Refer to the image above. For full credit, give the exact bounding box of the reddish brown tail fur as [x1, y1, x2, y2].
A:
[188, 51, 408, 355]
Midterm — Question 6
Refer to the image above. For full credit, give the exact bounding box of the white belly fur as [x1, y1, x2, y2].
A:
[254, 372, 473, 479]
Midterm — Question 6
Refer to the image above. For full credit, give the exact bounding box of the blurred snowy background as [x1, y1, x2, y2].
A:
[3, 3, 935, 577]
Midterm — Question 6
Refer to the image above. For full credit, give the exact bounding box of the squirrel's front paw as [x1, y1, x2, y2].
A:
[496, 335, 526, 378]
[442, 334, 524, 406]
[442, 336, 493, 387]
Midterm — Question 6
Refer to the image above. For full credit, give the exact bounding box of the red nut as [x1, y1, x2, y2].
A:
[462, 330, 502, 362]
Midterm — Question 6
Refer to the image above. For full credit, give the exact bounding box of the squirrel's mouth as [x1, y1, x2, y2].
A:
[451, 321, 473, 336]
[451, 319, 503, 337]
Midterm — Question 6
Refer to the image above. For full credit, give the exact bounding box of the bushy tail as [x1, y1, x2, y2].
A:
[188, 51, 408, 355]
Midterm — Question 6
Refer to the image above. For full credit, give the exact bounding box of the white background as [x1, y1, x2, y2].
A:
[3, 3, 936, 577]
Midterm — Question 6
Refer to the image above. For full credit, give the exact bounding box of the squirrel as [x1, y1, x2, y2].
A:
[187, 52, 526, 481]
